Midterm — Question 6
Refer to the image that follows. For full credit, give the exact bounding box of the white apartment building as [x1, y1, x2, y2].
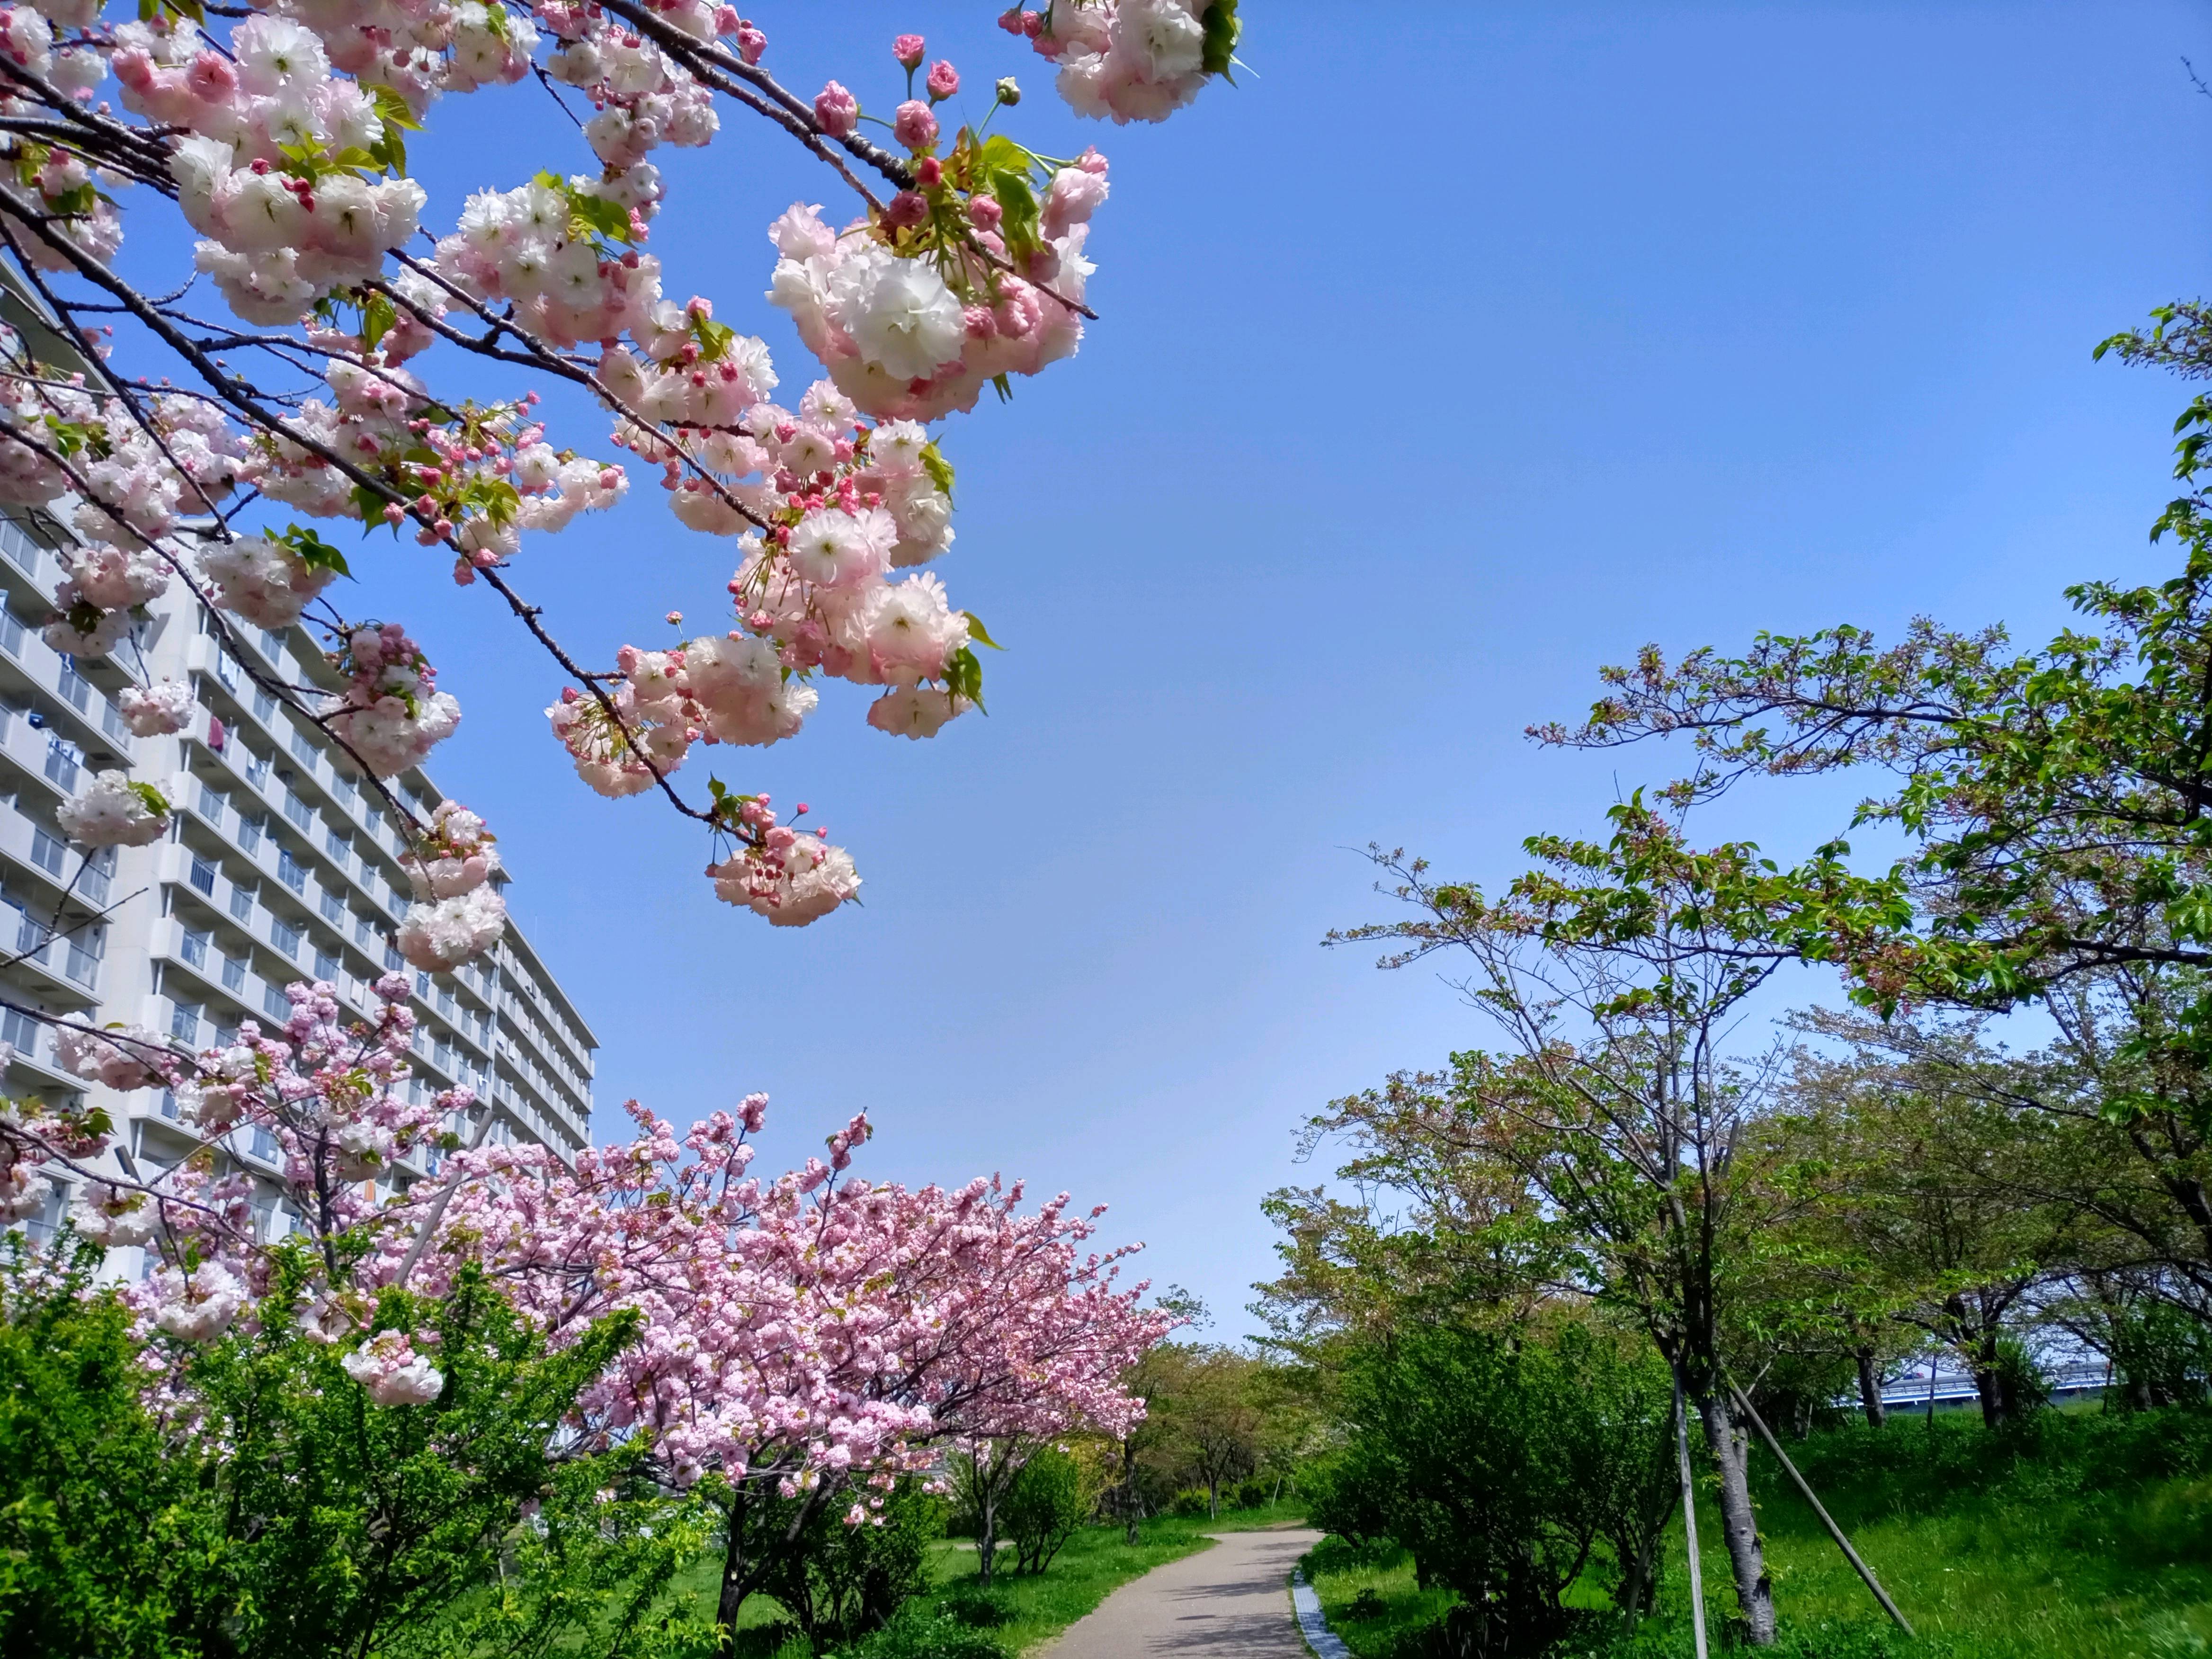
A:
[0, 500, 599, 1254]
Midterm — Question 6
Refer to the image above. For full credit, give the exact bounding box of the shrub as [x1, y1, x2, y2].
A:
[938, 1582, 1010, 1628]
[1236, 1479, 1270, 1509]
[1315, 1320, 1674, 1649]
[842, 1601, 1009, 1659]
[755, 1480, 945, 1647]
[2113, 1303, 2212, 1409]
[1168, 1488, 1213, 1517]
[1001, 1448, 1088, 1575]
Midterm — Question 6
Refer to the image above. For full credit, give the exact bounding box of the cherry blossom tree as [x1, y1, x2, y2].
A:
[0, 0, 1241, 999]
[0, 973, 1171, 1644]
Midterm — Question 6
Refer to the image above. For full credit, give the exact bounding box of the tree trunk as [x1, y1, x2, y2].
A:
[714, 1486, 749, 1639]
[1206, 1476, 1219, 1519]
[1973, 1330, 2006, 1430]
[1694, 1390, 1776, 1646]
[1855, 1348, 1887, 1430]
[1123, 1436, 1141, 1546]
[977, 1481, 999, 1588]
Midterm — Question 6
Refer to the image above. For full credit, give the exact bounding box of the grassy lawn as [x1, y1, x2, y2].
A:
[677, 1502, 1310, 1657]
[1306, 1408, 2212, 1659]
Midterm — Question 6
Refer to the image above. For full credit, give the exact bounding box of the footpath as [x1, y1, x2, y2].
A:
[1042, 1526, 1328, 1658]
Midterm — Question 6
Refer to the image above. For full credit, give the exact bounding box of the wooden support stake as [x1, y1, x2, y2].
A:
[1675, 1375, 1709, 1659]
[1727, 1379, 1915, 1637]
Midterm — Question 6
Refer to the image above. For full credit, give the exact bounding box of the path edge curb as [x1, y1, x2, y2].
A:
[1290, 1567, 1352, 1659]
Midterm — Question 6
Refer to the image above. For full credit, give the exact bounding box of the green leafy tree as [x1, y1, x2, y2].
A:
[1531, 311, 2212, 1309]
[1000, 1448, 1088, 1575]
[1315, 804, 1876, 1644]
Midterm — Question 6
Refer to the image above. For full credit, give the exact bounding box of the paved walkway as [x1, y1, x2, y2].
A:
[1042, 1527, 1325, 1659]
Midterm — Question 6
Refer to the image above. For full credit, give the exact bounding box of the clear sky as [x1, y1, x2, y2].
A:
[262, 4, 2212, 1338]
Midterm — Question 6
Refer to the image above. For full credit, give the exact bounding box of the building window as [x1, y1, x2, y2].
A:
[355, 916, 372, 947]
[0, 612, 21, 657]
[250, 1125, 278, 1162]
[196, 779, 223, 821]
[278, 852, 306, 893]
[245, 750, 270, 789]
[214, 648, 241, 690]
[55, 663, 89, 714]
[324, 829, 348, 868]
[169, 1001, 200, 1042]
[63, 941, 97, 989]
[283, 792, 312, 832]
[270, 918, 300, 957]
[29, 826, 65, 877]
[180, 928, 209, 968]
[314, 949, 339, 981]
[160, 1089, 179, 1120]
[0, 1005, 39, 1057]
[252, 691, 276, 724]
[221, 957, 245, 993]
[238, 815, 262, 853]
[290, 729, 317, 768]
[80, 846, 113, 906]
[228, 884, 253, 923]
[384, 945, 404, 972]
[40, 738, 78, 793]
[319, 889, 343, 925]
[262, 984, 289, 1021]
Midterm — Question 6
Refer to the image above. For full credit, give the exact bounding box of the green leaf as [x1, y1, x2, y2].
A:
[360, 291, 397, 352]
[567, 190, 634, 247]
[1200, 0, 1241, 79]
[990, 167, 1042, 263]
[128, 781, 172, 818]
[689, 311, 736, 362]
[351, 482, 399, 534]
[278, 526, 353, 577]
[974, 134, 1035, 181]
[964, 612, 1005, 650]
[364, 83, 425, 133]
[944, 646, 986, 712]
[919, 440, 955, 499]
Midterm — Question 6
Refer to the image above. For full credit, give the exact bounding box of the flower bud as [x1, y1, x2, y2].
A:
[926, 59, 958, 101]
[995, 75, 1021, 107]
[892, 32, 925, 68]
[813, 79, 858, 138]
[892, 99, 937, 150]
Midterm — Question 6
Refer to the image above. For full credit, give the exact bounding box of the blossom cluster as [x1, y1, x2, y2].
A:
[766, 187, 1097, 424]
[1007, 0, 1240, 124]
[322, 621, 463, 777]
[394, 798, 509, 970]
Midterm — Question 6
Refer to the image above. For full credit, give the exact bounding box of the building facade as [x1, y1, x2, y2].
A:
[0, 503, 598, 1261]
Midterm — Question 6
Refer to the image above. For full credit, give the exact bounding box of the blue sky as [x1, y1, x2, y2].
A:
[234, 4, 2212, 1337]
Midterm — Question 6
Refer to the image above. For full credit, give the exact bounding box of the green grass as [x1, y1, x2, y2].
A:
[676, 1502, 1311, 1657]
[1306, 1406, 2212, 1659]
[1303, 1537, 1454, 1658]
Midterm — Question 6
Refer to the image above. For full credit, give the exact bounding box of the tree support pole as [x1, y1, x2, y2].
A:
[1674, 1375, 1709, 1659]
[1726, 1379, 1914, 1637]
